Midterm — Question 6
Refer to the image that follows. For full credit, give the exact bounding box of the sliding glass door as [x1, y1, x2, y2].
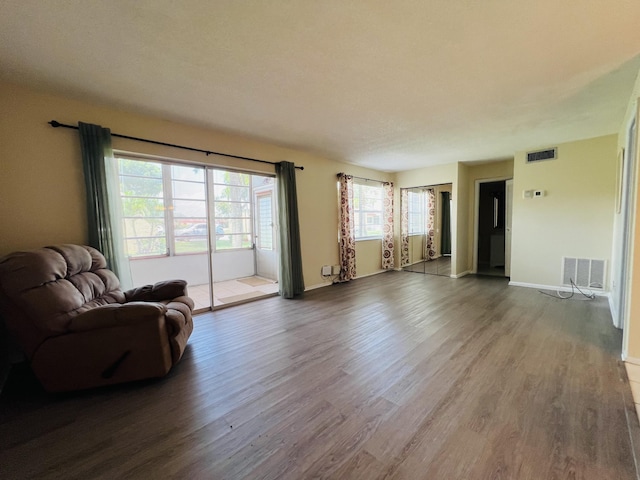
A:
[116, 157, 212, 310]
[208, 169, 279, 307]
[113, 154, 279, 312]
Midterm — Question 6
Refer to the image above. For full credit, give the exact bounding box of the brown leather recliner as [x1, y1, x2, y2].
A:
[0, 244, 194, 392]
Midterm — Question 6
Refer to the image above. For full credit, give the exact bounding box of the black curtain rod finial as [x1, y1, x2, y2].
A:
[49, 120, 62, 128]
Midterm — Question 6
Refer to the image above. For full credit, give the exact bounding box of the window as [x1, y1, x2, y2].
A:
[119, 158, 167, 257]
[256, 193, 274, 250]
[407, 190, 426, 234]
[117, 157, 207, 258]
[116, 159, 268, 257]
[353, 181, 383, 239]
[171, 165, 207, 254]
[211, 170, 252, 250]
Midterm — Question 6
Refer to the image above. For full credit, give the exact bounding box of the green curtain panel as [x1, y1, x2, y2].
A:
[276, 161, 305, 298]
[78, 122, 119, 277]
[441, 191, 451, 255]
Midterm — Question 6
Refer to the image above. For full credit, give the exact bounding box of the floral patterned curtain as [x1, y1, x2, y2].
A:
[423, 188, 437, 260]
[338, 174, 356, 281]
[381, 182, 395, 269]
[400, 188, 409, 266]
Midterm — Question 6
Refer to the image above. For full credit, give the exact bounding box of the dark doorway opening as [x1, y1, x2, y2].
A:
[477, 181, 506, 277]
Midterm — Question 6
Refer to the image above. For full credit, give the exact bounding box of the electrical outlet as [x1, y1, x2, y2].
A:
[321, 265, 332, 276]
[332, 265, 341, 275]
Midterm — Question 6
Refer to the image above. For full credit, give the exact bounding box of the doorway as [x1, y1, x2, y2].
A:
[474, 179, 512, 277]
[208, 170, 279, 308]
[474, 179, 513, 277]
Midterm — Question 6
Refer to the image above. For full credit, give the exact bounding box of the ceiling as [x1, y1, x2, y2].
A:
[1, 1, 639, 172]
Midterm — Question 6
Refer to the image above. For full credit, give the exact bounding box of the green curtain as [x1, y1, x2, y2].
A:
[78, 122, 119, 277]
[441, 191, 451, 255]
[276, 161, 305, 298]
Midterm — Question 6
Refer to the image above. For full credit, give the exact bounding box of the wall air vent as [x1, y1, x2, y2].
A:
[526, 148, 557, 163]
[562, 257, 605, 290]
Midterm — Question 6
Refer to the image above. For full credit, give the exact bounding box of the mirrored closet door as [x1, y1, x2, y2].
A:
[401, 184, 452, 277]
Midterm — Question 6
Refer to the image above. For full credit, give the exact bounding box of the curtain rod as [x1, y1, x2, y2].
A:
[48, 120, 304, 170]
[337, 172, 391, 184]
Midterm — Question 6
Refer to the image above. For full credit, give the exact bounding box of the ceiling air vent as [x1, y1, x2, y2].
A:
[526, 148, 557, 163]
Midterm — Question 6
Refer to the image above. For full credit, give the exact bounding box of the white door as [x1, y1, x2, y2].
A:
[617, 117, 636, 329]
[254, 189, 278, 281]
[505, 179, 513, 277]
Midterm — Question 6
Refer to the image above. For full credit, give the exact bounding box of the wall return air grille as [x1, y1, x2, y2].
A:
[562, 257, 605, 290]
[526, 148, 557, 163]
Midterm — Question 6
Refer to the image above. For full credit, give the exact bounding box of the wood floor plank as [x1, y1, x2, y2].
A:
[0, 271, 636, 479]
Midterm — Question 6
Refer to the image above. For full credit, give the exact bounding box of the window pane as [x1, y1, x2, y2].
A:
[171, 165, 204, 182]
[226, 217, 252, 234]
[125, 237, 166, 258]
[361, 185, 381, 198]
[122, 197, 165, 217]
[172, 180, 205, 200]
[212, 170, 250, 186]
[353, 182, 383, 239]
[214, 202, 251, 218]
[173, 199, 206, 218]
[215, 233, 252, 250]
[120, 176, 163, 197]
[213, 185, 250, 202]
[173, 219, 208, 254]
[124, 218, 165, 239]
[407, 191, 425, 235]
[257, 195, 273, 250]
[175, 221, 208, 236]
[119, 159, 162, 177]
[174, 236, 208, 254]
[361, 197, 382, 210]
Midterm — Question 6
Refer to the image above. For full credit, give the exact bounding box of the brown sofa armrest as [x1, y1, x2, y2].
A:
[68, 302, 167, 332]
[124, 280, 188, 302]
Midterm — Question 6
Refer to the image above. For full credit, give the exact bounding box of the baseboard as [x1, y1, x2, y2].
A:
[305, 281, 333, 291]
[625, 356, 640, 366]
[508, 281, 609, 297]
[305, 269, 390, 292]
[451, 270, 471, 278]
[356, 269, 390, 280]
[609, 294, 618, 317]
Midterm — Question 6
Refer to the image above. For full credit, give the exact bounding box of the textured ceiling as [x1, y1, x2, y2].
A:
[1, 1, 639, 171]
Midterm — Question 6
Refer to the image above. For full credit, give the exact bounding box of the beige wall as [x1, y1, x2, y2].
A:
[455, 163, 469, 275]
[355, 240, 385, 277]
[0, 82, 392, 290]
[510, 135, 618, 287]
[395, 163, 457, 189]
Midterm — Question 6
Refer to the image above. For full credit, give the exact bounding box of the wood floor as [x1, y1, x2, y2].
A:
[1, 272, 638, 479]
